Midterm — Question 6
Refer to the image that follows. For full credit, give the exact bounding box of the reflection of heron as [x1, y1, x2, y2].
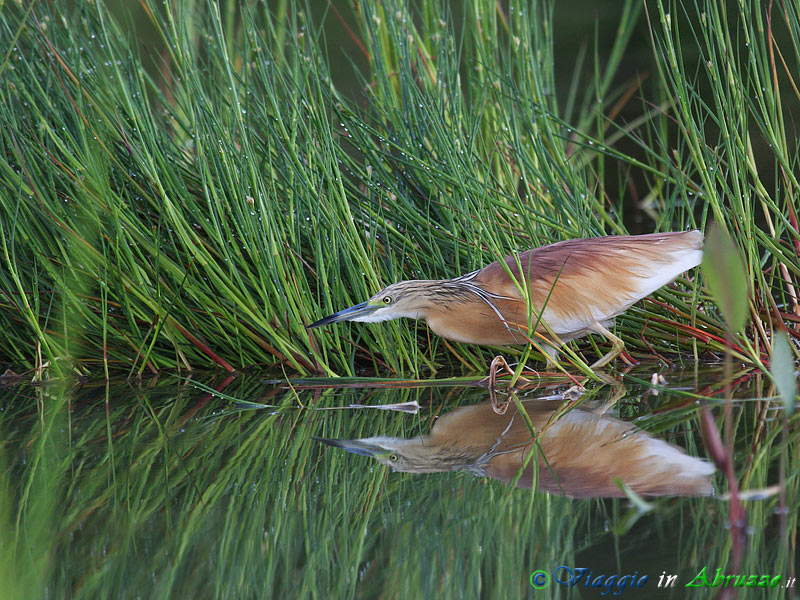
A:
[316, 399, 715, 498]
[308, 231, 703, 367]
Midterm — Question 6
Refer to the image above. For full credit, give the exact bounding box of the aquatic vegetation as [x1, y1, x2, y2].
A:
[0, 0, 798, 379]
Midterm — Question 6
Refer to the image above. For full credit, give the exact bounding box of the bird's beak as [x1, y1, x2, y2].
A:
[313, 437, 386, 457]
[306, 301, 378, 329]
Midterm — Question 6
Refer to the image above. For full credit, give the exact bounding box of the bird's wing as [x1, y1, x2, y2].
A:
[472, 233, 702, 333]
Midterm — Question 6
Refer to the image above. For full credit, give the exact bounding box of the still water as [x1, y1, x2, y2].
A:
[1, 366, 796, 599]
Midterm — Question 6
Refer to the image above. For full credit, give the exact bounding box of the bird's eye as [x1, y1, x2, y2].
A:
[382, 296, 392, 304]
[389, 454, 399, 462]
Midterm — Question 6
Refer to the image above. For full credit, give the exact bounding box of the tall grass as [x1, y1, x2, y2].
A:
[0, 0, 798, 377]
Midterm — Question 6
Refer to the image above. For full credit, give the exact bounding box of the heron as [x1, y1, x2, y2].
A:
[308, 230, 703, 367]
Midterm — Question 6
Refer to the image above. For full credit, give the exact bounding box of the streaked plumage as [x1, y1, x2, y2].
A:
[308, 231, 703, 366]
[316, 399, 715, 497]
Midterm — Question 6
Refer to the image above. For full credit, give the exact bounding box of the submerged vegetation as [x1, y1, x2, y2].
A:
[1, 0, 799, 378]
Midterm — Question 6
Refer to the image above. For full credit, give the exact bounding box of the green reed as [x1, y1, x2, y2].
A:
[0, 0, 798, 377]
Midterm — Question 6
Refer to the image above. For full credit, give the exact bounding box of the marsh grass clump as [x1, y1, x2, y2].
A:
[0, 0, 799, 377]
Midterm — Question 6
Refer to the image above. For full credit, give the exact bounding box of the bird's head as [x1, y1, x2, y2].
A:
[307, 281, 436, 328]
[313, 435, 481, 474]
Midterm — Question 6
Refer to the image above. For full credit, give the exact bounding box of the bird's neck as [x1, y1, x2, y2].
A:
[388, 279, 459, 321]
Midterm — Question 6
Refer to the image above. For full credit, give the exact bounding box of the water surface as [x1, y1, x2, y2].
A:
[1, 366, 795, 598]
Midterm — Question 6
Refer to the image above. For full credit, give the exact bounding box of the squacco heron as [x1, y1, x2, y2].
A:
[315, 398, 715, 497]
[309, 231, 703, 366]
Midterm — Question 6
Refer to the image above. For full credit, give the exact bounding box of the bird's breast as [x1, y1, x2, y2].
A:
[424, 301, 529, 345]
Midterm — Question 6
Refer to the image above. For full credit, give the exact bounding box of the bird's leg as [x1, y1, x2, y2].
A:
[540, 342, 560, 367]
[588, 322, 634, 369]
[487, 355, 515, 414]
[586, 376, 627, 414]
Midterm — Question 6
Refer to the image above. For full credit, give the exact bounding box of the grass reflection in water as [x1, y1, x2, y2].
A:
[0, 367, 795, 599]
